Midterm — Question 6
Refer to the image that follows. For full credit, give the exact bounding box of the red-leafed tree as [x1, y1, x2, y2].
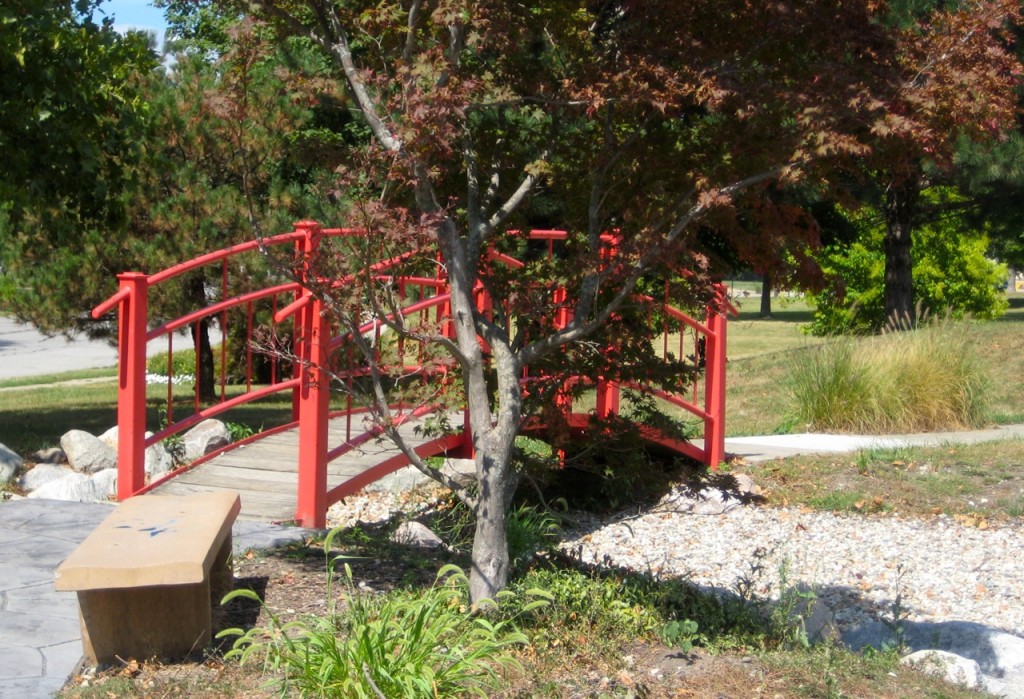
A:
[859, 1, 1021, 326]
[238, 0, 1020, 601]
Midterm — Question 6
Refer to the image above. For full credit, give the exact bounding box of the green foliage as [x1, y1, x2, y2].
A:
[807, 189, 1008, 335]
[660, 618, 699, 652]
[146, 348, 200, 378]
[788, 317, 991, 432]
[0, 0, 158, 325]
[505, 504, 561, 573]
[220, 529, 535, 698]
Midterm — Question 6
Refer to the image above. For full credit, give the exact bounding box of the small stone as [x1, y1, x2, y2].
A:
[391, 521, 444, 549]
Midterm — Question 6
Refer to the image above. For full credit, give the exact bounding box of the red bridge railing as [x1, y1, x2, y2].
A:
[92, 221, 731, 527]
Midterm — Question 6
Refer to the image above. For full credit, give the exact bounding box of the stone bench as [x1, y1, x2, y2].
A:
[54, 491, 241, 665]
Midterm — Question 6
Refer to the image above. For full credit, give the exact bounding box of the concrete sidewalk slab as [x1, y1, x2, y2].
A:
[0, 499, 309, 699]
[724, 424, 1024, 463]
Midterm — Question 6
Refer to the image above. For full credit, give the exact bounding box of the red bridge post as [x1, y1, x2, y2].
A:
[115, 272, 149, 499]
[294, 222, 330, 528]
[703, 286, 728, 468]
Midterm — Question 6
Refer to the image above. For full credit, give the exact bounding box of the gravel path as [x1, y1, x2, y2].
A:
[561, 501, 1024, 637]
[329, 486, 1024, 639]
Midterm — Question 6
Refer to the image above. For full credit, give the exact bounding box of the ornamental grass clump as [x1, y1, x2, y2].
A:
[788, 318, 990, 433]
[219, 528, 541, 698]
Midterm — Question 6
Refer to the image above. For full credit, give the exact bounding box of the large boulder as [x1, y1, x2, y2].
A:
[26, 469, 116, 503]
[98, 426, 175, 476]
[901, 650, 986, 691]
[0, 442, 23, 484]
[19, 464, 75, 492]
[145, 442, 174, 477]
[89, 469, 118, 499]
[60, 430, 116, 473]
[843, 620, 1024, 699]
[182, 419, 231, 462]
[27, 472, 92, 501]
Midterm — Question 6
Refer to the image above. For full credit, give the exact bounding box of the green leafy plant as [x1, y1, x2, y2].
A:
[219, 528, 540, 698]
[225, 421, 257, 442]
[506, 503, 562, 572]
[660, 618, 699, 652]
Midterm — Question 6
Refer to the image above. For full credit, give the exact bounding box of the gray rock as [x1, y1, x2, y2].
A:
[89, 469, 118, 499]
[145, 442, 173, 476]
[391, 521, 444, 549]
[843, 620, 1024, 699]
[27, 472, 91, 501]
[26, 469, 116, 503]
[783, 583, 838, 645]
[901, 650, 986, 691]
[0, 443, 22, 484]
[28, 447, 66, 464]
[99, 426, 174, 475]
[98, 426, 119, 450]
[19, 464, 75, 492]
[60, 430, 116, 473]
[183, 419, 231, 462]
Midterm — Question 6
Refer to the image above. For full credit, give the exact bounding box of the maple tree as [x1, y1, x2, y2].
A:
[204, 0, 1019, 601]
[852, 0, 1021, 327]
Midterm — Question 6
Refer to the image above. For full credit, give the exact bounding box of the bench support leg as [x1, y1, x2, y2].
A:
[76, 533, 234, 666]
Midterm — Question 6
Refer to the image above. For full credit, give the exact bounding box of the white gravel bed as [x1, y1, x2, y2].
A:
[561, 503, 1024, 637]
[325, 485, 1024, 638]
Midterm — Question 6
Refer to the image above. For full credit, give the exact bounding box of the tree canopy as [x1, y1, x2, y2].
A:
[231, 0, 1024, 601]
[0, 0, 158, 329]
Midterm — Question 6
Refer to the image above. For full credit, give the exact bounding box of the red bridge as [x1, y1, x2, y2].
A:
[92, 221, 730, 527]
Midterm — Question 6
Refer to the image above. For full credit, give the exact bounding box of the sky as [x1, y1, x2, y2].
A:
[100, 0, 170, 46]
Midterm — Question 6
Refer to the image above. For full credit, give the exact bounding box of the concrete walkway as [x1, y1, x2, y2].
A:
[723, 423, 1024, 463]
[2, 423, 1023, 698]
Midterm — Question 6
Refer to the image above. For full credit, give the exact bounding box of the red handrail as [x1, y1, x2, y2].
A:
[91, 221, 729, 527]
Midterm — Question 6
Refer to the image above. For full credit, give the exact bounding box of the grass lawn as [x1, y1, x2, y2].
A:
[725, 293, 1024, 437]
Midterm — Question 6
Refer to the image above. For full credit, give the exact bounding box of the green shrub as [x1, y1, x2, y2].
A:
[788, 318, 990, 432]
[807, 189, 1007, 336]
[146, 348, 200, 378]
[220, 530, 535, 698]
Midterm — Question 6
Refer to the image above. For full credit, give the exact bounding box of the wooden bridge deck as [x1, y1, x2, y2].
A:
[153, 417, 439, 523]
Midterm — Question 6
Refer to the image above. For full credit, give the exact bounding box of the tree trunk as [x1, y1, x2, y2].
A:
[192, 319, 216, 403]
[883, 174, 920, 329]
[188, 275, 216, 402]
[760, 274, 772, 319]
[468, 416, 518, 603]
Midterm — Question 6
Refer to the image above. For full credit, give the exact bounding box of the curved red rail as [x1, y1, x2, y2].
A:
[92, 221, 728, 527]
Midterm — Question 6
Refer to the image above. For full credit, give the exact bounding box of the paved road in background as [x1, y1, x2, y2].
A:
[0, 318, 119, 380]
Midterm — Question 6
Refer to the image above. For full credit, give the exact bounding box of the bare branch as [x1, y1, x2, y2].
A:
[402, 0, 423, 63]
[478, 146, 552, 248]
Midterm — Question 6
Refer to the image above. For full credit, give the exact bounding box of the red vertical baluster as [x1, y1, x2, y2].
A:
[294, 221, 328, 528]
[703, 285, 728, 470]
[116, 273, 149, 500]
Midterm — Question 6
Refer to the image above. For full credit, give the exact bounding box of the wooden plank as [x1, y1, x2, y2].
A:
[150, 413, 464, 519]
